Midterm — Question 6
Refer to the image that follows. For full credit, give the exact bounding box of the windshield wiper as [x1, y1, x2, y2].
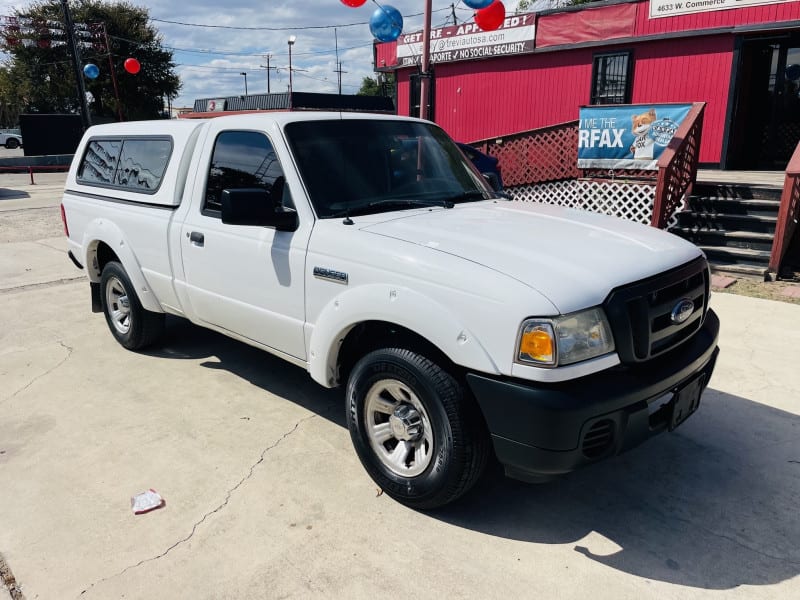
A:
[441, 190, 491, 204]
[327, 198, 452, 220]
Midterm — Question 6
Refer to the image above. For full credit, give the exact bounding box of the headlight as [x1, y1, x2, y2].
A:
[517, 307, 615, 367]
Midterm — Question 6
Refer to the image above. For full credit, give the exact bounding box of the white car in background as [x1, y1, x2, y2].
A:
[0, 131, 23, 149]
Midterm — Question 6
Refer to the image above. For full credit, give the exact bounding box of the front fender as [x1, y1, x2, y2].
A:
[308, 284, 500, 387]
[81, 219, 163, 313]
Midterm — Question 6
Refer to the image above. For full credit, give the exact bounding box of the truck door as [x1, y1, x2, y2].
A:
[180, 128, 309, 360]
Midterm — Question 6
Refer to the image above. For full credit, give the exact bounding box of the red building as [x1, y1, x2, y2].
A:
[375, 0, 800, 170]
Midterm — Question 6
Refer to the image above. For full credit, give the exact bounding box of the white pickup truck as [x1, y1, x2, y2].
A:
[62, 112, 719, 509]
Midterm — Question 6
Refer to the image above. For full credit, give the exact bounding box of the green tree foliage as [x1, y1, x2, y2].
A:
[0, 0, 180, 122]
[357, 76, 381, 96]
[516, 0, 598, 11]
[358, 73, 395, 99]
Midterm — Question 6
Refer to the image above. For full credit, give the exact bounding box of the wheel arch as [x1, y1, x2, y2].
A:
[82, 220, 163, 313]
[307, 284, 499, 388]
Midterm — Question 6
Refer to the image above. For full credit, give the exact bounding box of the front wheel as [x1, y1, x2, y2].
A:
[100, 261, 164, 350]
[5, 138, 19, 149]
[346, 348, 489, 509]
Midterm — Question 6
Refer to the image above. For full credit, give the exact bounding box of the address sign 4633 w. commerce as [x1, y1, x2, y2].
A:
[650, 0, 795, 19]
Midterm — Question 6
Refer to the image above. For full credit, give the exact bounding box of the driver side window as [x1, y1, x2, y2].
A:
[203, 130, 292, 216]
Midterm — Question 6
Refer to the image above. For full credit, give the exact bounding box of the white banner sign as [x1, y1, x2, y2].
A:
[650, 0, 795, 19]
[396, 15, 535, 67]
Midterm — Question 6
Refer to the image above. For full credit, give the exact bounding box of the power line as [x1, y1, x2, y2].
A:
[106, 32, 373, 58]
[148, 8, 448, 31]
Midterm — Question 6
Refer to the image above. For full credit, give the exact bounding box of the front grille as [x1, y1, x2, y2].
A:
[604, 258, 709, 364]
[582, 419, 615, 459]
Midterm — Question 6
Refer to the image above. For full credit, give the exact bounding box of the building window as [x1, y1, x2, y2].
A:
[591, 51, 633, 105]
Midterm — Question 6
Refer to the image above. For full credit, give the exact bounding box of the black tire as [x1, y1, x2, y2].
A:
[5, 138, 19, 149]
[100, 261, 164, 350]
[346, 348, 489, 509]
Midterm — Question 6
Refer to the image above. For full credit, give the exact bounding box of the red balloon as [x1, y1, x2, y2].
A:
[340, 0, 367, 6]
[475, 0, 505, 32]
[124, 57, 141, 74]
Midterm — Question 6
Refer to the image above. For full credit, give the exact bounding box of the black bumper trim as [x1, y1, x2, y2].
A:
[467, 309, 719, 479]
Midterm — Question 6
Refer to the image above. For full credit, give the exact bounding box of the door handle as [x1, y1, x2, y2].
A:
[188, 231, 204, 247]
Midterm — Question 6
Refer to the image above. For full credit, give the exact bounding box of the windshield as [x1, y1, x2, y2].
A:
[284, 119, 494, 218]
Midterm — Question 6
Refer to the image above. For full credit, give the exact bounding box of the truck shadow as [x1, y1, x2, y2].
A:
[151, 316, 800, 590]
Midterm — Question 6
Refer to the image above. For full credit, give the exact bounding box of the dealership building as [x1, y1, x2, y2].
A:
[375, 0, 800, 170]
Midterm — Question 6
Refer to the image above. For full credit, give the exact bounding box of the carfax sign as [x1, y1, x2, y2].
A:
[577, 104, 692, 170]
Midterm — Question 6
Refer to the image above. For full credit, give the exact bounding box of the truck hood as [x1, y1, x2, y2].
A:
[358, 201, 703, 314]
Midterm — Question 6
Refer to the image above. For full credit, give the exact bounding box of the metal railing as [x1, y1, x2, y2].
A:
[769, 141, 800, 276]
[0, 164, 70, 184]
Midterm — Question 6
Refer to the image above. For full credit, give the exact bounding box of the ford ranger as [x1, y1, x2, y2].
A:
[61, 112, 719, 509]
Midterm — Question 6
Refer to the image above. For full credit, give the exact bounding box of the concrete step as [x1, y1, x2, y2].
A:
[685, 197, 781, 218]
[671, 228, 775, 252]
[674, 211, 777, 234]
[692, 183, 783, 202]
[699, 245, 772, 270]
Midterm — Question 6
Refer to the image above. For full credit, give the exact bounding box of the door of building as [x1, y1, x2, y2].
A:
[726, 34, 800, 170]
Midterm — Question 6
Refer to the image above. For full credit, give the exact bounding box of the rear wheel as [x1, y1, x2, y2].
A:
[346, 348, 489, 509]
[5, 138, 19, 149]
[100, 261, 164, 350]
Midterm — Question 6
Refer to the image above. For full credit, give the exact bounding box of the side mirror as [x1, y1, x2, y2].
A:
[221, 187, 298, 231]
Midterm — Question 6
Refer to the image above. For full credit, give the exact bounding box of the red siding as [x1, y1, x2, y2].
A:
[411, 50, 594, 143]
[375, 40, 397, 70]
[630, 35, 733, 163]
[635, 0, 800, 36]
[537, 3, 637, 48]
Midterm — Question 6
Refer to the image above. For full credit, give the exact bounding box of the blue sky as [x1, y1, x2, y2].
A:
[0, 0, 541, 108]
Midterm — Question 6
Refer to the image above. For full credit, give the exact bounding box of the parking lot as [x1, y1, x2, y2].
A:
[1, 173, 799, 599]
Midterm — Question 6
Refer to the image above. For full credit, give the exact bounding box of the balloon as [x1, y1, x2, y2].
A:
[369, 5, 403, 43]
[340, 0, 367, 6]
[124, 57, 141, 74]
[463, 0, 493, 8]
[83, 63, 99, 79]
[475, 0, 505, 32]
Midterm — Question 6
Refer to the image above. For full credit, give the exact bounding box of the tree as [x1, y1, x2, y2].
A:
[357, 76, 381, 96]
[358, 73, 395, 99]
[516, 0, 598, 11]
[0, 0, 180, 122]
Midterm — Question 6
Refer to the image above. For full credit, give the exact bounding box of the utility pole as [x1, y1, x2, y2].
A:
[260, 54, 277, 94]
[420, 0, 433, 120]
[101, 23, 123, 121]
[451, 3, 458, 26]
[334, 29, 341, 95]
[59, 0, 91, 128]
[334, 62, 347, 95]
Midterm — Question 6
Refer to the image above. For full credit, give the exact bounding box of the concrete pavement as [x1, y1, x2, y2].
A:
[1, 173, 799, 599]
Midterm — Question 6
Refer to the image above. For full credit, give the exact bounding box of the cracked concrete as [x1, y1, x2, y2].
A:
[79, 414, 318, 596]
[2, 341, 73, 404]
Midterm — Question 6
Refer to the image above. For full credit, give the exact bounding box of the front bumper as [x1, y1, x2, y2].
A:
[467, 308, 719, 482]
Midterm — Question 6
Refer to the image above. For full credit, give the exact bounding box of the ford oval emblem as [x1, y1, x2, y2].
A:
[670, 298, 695, 325]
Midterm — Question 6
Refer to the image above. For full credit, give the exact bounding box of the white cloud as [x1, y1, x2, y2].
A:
[0, 0, 535, 109]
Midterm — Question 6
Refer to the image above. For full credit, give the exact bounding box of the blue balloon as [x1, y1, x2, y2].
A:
[83, 63, 99, 79]
[369, 5, 403, 43]
[463, 0, 493, 8]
